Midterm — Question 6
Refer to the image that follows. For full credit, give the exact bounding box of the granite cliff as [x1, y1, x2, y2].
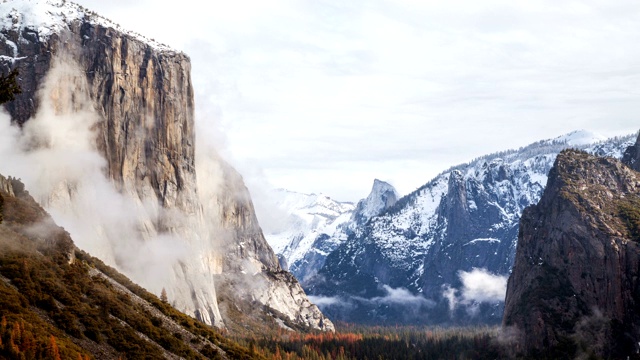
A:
[503, 143, 640, 358]
[622, 132, 640, 172]
[0, 0, 331, 332]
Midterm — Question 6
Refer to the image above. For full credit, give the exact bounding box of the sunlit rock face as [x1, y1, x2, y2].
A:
[503, 149, 640, 358]
[0, 0, 332, 331]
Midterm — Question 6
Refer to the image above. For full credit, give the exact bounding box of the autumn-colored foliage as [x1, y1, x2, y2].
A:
[235, 323, 503, 360]
[0, 185, 262, 359]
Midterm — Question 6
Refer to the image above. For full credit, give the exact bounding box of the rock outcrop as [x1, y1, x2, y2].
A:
[622, 131, 640, 172]
[350, 179, 399, 226]
[0, 0, 332, 332]
[503, 149, 640, 358]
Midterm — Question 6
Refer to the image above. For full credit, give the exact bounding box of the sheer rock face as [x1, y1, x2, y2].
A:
[503, 150, 640, 358]
[0, 1, 332, 332]
[351, 179, 399, 226]
[622, 132, 640, 172]
[3, 22, 197, 212]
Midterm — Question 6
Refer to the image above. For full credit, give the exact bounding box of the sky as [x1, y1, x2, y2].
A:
[74, 0, 640, 202]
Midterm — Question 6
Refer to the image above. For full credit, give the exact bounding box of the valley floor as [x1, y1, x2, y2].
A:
[237, 324, 506, 360]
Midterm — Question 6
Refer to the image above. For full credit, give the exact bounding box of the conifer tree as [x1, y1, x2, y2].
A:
[0, 69, 21, 105]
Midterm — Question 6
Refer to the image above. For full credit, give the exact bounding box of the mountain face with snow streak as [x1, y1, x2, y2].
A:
[0, 0, 332, 332]
[503, 145, 640, 358]
[263, 180, 399, 283]
[305, 131, 636, 325]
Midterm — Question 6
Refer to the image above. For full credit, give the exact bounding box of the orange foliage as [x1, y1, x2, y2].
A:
[49, 335, 61, 360]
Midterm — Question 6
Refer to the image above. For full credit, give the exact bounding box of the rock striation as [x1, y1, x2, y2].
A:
[0, 0, 331, 332]
[503, 149, 640, 358]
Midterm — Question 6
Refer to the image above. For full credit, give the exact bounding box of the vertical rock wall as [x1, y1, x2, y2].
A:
[503, 150, 640, 358]
[0, 1, 332, 332]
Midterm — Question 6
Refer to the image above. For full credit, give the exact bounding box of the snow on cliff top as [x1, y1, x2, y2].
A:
[0, 0, 175, 52]
[550, 129, 606, 146]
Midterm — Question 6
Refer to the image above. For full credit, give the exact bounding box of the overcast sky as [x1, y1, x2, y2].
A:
[75, 0, 640, 201]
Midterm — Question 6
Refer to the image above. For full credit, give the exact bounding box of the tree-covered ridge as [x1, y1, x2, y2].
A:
[0, 177, 263, 360]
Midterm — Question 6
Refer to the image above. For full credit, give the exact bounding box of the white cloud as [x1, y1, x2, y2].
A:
[371, 285, 435, 307]
[73, 0, 640, 202]
[308, 295, 342, 307]
[442, 268, 508, 314]
[310, 286, 435, 309]
[0, 55, 192, 296]
[442, 284, 458, 312]
[459, 268, 508, 303]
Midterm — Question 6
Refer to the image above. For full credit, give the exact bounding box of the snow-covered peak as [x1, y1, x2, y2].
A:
[353, 179, 400, 221]
[0, 0, 175, 52]
[271, 188, 354, 218]
[550, 129, 606, 146]
[263, 189, 355, 255]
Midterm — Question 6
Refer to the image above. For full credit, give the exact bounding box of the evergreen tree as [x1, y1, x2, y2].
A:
[0, 69, 21, 105]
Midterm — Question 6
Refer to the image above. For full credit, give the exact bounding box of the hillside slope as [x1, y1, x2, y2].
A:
[0, 174, 264, 359]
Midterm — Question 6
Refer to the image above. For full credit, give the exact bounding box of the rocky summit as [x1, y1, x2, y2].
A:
[264, 179, 399, 284]
[503, 143, 640, 358]
[622, 132, 640, 172]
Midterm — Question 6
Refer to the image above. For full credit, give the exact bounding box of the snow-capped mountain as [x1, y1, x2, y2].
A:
[351, 179, 400, 226]
[264, 190, 355, 274]
[305, 130, 636, 325]
[264, 180, 399, 282]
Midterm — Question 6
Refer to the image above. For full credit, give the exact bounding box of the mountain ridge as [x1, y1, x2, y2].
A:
[305, 131, 635, 325]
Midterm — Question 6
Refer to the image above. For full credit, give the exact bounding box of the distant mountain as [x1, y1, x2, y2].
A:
[304, 130, 636, 325]
[504, 139, 640, 358]
[263, 180, 399, 283]
[265, 189, 355, 271]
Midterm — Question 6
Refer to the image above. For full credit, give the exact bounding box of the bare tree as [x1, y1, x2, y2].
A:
[160, 287, 168, 303]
